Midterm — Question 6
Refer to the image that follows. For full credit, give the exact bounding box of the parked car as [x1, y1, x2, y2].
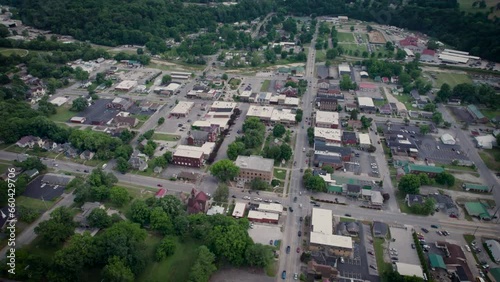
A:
[296, 247, 300, 253]
[370, 265, 377, 270]
[421, 228, 429, 233]
[298, 231, 302, 237]
[344, 214, 352, 217]
[286, 246, 290, 254]
[411, 244, 415, 249]
[293, 273, 298, 280]
[269, 240, 273, 245]
[157, 184, 163, 187]
[368, 251, 374, 255]
[281, 271, 286, 280]
[431, 224, 439, 228]
[391, 257, 399, 261]
[340, 257, 344, 263]
[289, 207, 294, 212]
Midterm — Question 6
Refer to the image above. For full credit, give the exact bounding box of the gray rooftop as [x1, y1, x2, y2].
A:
[235, 155, 274, 172]
[41, 173, 74, 186]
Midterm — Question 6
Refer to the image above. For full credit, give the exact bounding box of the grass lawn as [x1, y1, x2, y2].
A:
[23, 236, 62, 261]
[339, 217, 356, 223]
[139, 237, 200, 282]
[459, 0, 500, 17]
[0, 163, 11, 174]
[133, 114, 151, 122]
[373, 99, 386, 107]
[152, 133, 180, 141]
[0, 48, 29, 57]
[481, 109, 500, 120]
[49, 106, 75, 123]
[478, 149, 500, 172]
[16, 196, 54, 212]
[274, 168, 287, 180]
[338, 32, 355, 43]
[261, 80, 271, 92]
[315, 50, 326, 62]
[373, 238, 392, 281]
[228, 78, 241, 90]
[339, 43, 368, 56]
[439, 163, 477, 172]
[394, 93, 417, 110]
[432, 72, 472, 88]
[265, 260, 278, 276]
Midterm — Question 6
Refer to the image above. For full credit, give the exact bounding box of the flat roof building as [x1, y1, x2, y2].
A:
[115, 80, 138, 91]
[394, 263, 425, 279]
[310, 208, 353, 256]
[173, 147, 204, 167]
[170, 101, 194, 117]
[358, 97, 376, 112]
[247, 105, 274, 121]
[247, 210, 279, 224]
[232, 202, 246, 218]
[270, 108, 296, 124]
[358, 133, 371, 147]
[176, 143, 215, 159]
[235, 155, 274, 183]
[207, 205, 225, 216]
[50, 97, 68, 106]
[338, 64, 351, 76]
[257, 203, 283, 214]
[314, 128, 342, 144]
[311, 208, 333, 234]
[165, 83, 181, 92]
[315, 111, 340, 129]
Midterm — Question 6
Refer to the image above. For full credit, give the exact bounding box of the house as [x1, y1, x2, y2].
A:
[347, 120, 362, 130]
[128, 153, 149, 171]
[155, 188, 167, 199]
[430, 194, 459, 216]
[15, 136, 43, 148]
[65, 147, 79, 158]
[342, 131, 357, 145]
[485, 240, 500, 262]
[79, 150, 95, 160]
[467, 105, 488, 123]
[358, 97, 376, 113]
[280, 86, 298, 97]
[399, 36, 419, 48]
[372, 221, 388, 238]
[187, 188, 208, 214]
[235, 155, 274, 183]
[187, 130, 216, 146]
[379, 104, 392, 115]
[110, 97, 133, 110]
[410, 89, 420, 101]
[23, 169, 39, 179]
[345, 184, 361, 198]
[338, 222, 360, 237]
[42, 140, 58, 151]
[345, 103, 357, 112]
[0, 206, 16, 230]
[403, 164, 444, 177]
[73, 202, 104, 229]
[405, 194, 425, 207]
[436, 242, 474, 281]
[111, 116, 139, 128]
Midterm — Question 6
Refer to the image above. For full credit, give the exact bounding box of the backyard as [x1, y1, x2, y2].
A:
[432, 72, 472, 88]
[49, 106, 75, 123]
[273, 168, 287, 180]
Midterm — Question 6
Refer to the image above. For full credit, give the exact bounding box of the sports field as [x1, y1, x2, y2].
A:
[433, 72, 472, 88]
[337, 32, 355, 43]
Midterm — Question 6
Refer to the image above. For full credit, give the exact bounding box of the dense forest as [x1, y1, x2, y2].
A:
[2, 0, 498, 61]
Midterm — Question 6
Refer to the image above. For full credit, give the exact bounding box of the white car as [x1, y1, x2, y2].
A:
[243, 196, 251, 200]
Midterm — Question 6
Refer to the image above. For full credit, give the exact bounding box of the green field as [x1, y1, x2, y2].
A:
[0, 163, 11, 174]
[337, 32, 355, 43]
[228, 78, 241, 90]
[261, 80, 271, 91]
[315, 50, 326, 62]
[49, 106, 75, 123]
[274, 168, 287, 180]
[0, 48, 29, 57]
[459, 0, 500, 17]
[479, 149, 500, 172]
[139, 238, 200, 282]
[16, 196, 54, 213]
[339, 43, 368, 56]
[373, 238, 392, 281]
[432, 72, 472, 88]
[152, 133, 180, 141]
[394, 93, 417, 110]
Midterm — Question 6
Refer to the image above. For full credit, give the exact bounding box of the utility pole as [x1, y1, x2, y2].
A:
[473, 226, 479, 237]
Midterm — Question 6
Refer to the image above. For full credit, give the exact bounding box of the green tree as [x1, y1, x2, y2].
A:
[34, 207, 76, 246]
[350, 109, 359, 120]
[116, 157, 130, 174]
[74, 67, 89, 82]
[157, 117, 165, 125]
[213, 183, 229, 202]
[419, 125, 430, 135]
[88, 208, 112, 228]
[398, 174, 421, 195]
[14, 156, 47, 171]
[222, 73, 228, 80]
[149, 207, 173, 235]
[208, 224, 252, 266]
[432, 112, 443, 125]
[435, 172, 455, 187]
[102, 256, 135, 282]
[245, 243, 274, 267]
[109, 186, 130, 207]
[273, 124, 286, 137]
[395, 49, 407, 60]
[161, 75, 172, 85]
[322, 165, 334, 173]
[227, 141, 246, 160]
[295, 108, 303, 122]
[250, 178, 270, 191]
[156, 236, 177, 261]
[280, 143, 293, 161]
[326, 48, 338, 60]
[188, 246, 217, 282]
[340, 74, 355, 90]
[70, 97, 88, 112]
[360, 115, 373, 129]
[17, 206, 40, 223]
[130, 200, 151, 226]
[209, 159, 240, 182]
[350, 26, 355, 32]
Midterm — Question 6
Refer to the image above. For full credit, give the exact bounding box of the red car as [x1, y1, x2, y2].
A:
[296, 247, 300, 253]
[157, 184, 163, 187]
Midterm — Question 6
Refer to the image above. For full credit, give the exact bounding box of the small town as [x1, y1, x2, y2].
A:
[0, 1, 499, 282]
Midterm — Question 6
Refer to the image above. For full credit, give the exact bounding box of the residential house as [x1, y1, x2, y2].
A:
[338, 222, 360, 237]
[405, 194, 425, 207]
[372, 221, 388, 238]
[112, 115, 139, 128]
[65, 147, 79, 158]
[347, 120, 362, 130]
[23, 169, 39, 179]
[109, 97, 133, 110]
[280, 86, 298, 97]
[128, 152, 149, 171]
[430, 194, 459, 216]
[79, 150, 95, 160]
[187, 188, 209, 214]
[74, 202, 104, 229]
[42, 140, 58, 151]
[15, 136, 44, 148]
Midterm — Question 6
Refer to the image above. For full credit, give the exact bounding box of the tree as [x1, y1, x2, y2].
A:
[88, 208, 112, 228]
[221, 73, 228, 80]
[156, 236, 176, 261]
[130, 200, 150, 226]
[395, 49, 407, 60]
[385, 41, 394, 52]
[157, 117, 165, 125]
[432, 112, 443, 125]
[102, 256, 135, 282]
[436, 83, 451, 102]
[209, 159, 239, 182]
[34, 207, 76, 246]
[14, 156, 46, 171]
[70, 97, 88, 112]
[250, 178, 270, 191]
[295, 109, 303, 122]
[280, 143, 293, 161]
[322, 165, 334, 173]
[398, 174, 421, 195]
[116, 157, 130, 174]
[245, 243, 274, 267]
[350, 109, 359, 120]
[213, 183, 229, 202]
[109, 186, 130, 207]
[227, 141, 246, 160]
[188, 246, 217, 282]
[149, 207, 173, 235]
[340, 74, 355, 90]
[419, 125, 430, 135]
[161, 75, 172, 85]
[326, 48, 338, 59]
[360, 115, 373, 129]
[350, 26, 355, 32]
[281, 51, 288, 59]
[137, 48, 144, 55]
[273, 124, 286, 137]
[208, 224, 252, 266]
[366, 25, 373, 32]
[435, 172, 455, 187]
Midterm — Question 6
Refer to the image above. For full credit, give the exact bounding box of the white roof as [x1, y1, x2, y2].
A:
[235, 155, 274, 173]
[395, 263, 424, 279]
[370, 191, 384, 205]
[248, 210, 280, 221]
[360, 71, 369, 77]
[316, 111, 339, 125]
[232, 202, 246, 217]
[70, 116, 86, 122]
[404, 48, 414, 56]
[50, 97, 68, 106]
[338, 64, 351, 73]
[358, 97, 375, 107]
[310, 233, 353, 249]
[173, 147, 203, 159]
[439, 54, 469, 64]
[176, 143, 215, 157]
[192, 118, 230, 129]
[311, 208, 333, 234]
[240, 90, 253, 98]
[115, 80, 137, 90]
[284, 97, 299, 106]
[165, 83, 180, 91]
[475, 135, 497, 148]
[211, 101, 238, 109]
[441, 133, 455, 142]
[257, 203, 283, 214]
[485, 240, 500, 262]
[247, 105, 274, 119]
[318, 173, 336, 184]
[170, 101, 194, 115]
[441, 51, 480, 60]
[358, 133, 371, 145]
[270, 108, 296, 123]
[206, 206, 225, 216]
[314, 128, 342, 142]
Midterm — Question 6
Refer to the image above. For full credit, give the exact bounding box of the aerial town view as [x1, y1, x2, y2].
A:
[0, 0, 499, 281]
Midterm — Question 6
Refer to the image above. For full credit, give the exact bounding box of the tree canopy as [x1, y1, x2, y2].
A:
[209, 159, 240, 182]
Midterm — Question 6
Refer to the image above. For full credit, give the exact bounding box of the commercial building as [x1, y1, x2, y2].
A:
[50, 97, 68, 106]
[467, 104, 489, 123]
[464, 202, 491, 220]
[358, 83, 377, 92]
[315, 111, 340, 129]
[232, 202, 246, 218]
[175, 143, 215, 159]
[246, 105, 274, 122]
[485, 240, 500, 262]
[257, 203, 283, 214]
[394, 262, 425, 279]
[172, 147, 204, 167]
[314, 128, 342, 145]
[440, 133, 456, 145]
[403, 164, 444, 177]
[358, 133, 371, 148]
[462, 183, 489, 193]
[247, 210, 279, 224]
[235, 155, 274, 183]
[358, 97, 376, 112]
[208, 101, 238, 118]
[338, 64, 351, 76]
[114, 80, 138, 91]
[192, 118, 230, 132]
[310, 208, 353, 256]
[475, 134, 497, 149]
[170, 101, 194, 117]
[270, 108, 296, 124]
[206, 205, 225, 216]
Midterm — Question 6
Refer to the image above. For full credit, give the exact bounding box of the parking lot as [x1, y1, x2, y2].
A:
[388, 226, 420, 265]
[156, 100, 207, 134]
[247, 223, 283, 245]
[417, 136, 469, 164]
[448, 106, 475, 123]
[23, 175, 67, 201]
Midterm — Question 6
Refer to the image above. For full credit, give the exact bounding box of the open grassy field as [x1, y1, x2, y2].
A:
[337, 32, 355, 43]
[0, 163, 11, 174]
[481, 109, 500, 120]
[459, 0, 500, 17]
[0, 48, 29, 57]
[394, 93, 417, 110]
[432, 72, 472, 88]
[139, 237, 200, 282]
[49, 106, 75, 123]
[479, 148, 500, 172]
[274, 168, 287, 180]
[17, 196, 55, 212]
[261, 80, 271, 92]
[315, 50, 326, 62]
[152, 133, 180, 141]
[339, 43, 368, 55]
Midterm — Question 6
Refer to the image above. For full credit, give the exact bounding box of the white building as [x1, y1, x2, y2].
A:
[165, 83, 181, 92]
[232, 202, 246, 218]
[257, 203, 283, 214]
[115, 80, 138, 91]
[475, 135, 497, 149]
[314, 128, 342, 145]
[176, 143, 215, 159]
[338, 63, 351, 76]
[315, 110, 340, 129]
[50, 97, 68, 106]
[206, 206, 225, 216]
[170, 101, 194, 117]
[358, 97, 376, 111]
[485, 240, 500, 262]
[358, 133, 371, 148]
[310, 208, 353, 255]
[394, 263, 425, 279]
[440, 133, 456, 145]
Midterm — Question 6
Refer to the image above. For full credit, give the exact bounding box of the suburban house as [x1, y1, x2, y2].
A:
[235, 155, 274, 184]
[15, 135, 44, 148]
[23, 169, 39, 179]
[430, 194, 459, 216]
[42, 140, 58, 151]
[109, 97, 133, 110]
[155, 188, 167, 199]
[65, 147, 79, 158]
[111, 115, 139, 128]
[187, 188, 209, 214]
[403, 164, 444, 177]
[338, 222, 360, 237]
[405, 194, 425, 207]
[73, 202, 105, 235]
[79, 150, 95, 160]
[128, 152, 149, 171]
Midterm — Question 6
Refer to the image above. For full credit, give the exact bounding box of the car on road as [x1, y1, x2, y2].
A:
[286, 246, 290, 254]
[281, 271, 286, 280]
[340, 257, 344, 263]
[370, 265, 377, 270]
[289, 207, 294, 212]
[368, 251, 374, 255]
[300, 168, 303, 172]
[313, 203, 320, 207]
[431, 224, 439, 228]
[344, 214, 352, 217]
[269, 240, 273, 245]
[411, 244, 415, 249]
[157, 184, 163, 187]
[243, 196, 250, 200]
[83, 170, 89, 173]
[293, 197, 297, 202]
[391, 257, 399, 261]
[299, 217, 303, 222]
[464, 245, 471, 252]
[296, 247, 300, 253]
[298, 231, 302, 237]
[231, 195, 236, 198]
[293, 273, 298, 280]
[421, 228, 429, 233]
